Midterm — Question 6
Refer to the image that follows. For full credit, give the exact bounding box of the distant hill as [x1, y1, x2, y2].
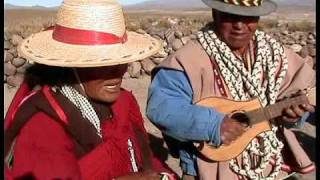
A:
[124, 0, 207, 11]
[125, 0, 315, 11]
[275, 0, 315, 7]
[4, 3, 58, 10]
[5, 0, 315, 11]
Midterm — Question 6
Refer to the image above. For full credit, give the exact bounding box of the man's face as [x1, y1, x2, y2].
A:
[214, 11, 260, 50]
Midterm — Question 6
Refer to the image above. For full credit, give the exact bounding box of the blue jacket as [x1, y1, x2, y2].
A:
[146, 68, 310, 176]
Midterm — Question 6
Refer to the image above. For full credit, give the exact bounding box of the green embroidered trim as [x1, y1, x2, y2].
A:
[160, 173, 170, 180]
[7, 151, 14, 169]
[5, 139, 16, 169]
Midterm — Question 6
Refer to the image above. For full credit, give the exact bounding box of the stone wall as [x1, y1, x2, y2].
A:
[4, 25, 316, 88]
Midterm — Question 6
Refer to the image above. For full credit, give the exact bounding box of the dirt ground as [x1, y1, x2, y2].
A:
[4, 76, 316, 179]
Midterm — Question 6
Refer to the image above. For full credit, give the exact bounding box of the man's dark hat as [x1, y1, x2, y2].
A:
[202, 0, 277, 16]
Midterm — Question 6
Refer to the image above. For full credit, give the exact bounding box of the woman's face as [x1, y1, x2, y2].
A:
[76, 64, 128, 103]
[214, 11, 259, 50]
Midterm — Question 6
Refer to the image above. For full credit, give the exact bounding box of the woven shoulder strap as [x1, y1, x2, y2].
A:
[4, 86, 103, 169]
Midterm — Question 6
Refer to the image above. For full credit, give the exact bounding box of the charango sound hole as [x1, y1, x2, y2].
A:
[231, 112, 250, 127]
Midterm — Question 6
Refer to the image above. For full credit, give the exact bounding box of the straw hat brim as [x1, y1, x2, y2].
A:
[18, 30, 161, 67]
[202, 0, 277, 16]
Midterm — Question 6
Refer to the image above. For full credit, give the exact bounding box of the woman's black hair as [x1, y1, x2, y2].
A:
[25, 64, 76, 87]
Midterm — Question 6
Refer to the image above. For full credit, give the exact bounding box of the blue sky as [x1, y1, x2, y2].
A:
[4, 0, 150, 7]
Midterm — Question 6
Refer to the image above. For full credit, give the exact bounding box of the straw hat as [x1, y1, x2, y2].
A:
[18, 0, 161, 67]
[202, 0, 277, 16]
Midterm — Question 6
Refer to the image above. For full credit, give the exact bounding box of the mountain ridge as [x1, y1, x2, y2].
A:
[5, 0, 315, 11]
[125, 0, 315, 11]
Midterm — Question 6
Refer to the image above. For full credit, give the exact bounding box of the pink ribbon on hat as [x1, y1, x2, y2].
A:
[51, 24, 128, 45]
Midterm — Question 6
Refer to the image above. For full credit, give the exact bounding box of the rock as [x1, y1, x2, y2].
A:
[172, 39, 183, 51]
[16, 62, 33, 74]
[128, 62, 141, 78]
[167, 17, 179, 25]
[149, 29, 165, 40]
[156, 31, 165, 40]
[152, 57, 165, 65]
[190, 34, 197, 40]
[16, 67, 27, 74]
[4, 33, 8, 41]
[181, 36, 191, 45]
[21, 31, 32, 39]
[140, 70, 147, 77]
[308, 34, 315, 40]
[300, 40, 307, 46]
[174, 31, 183, 39]
[191, 29, 198, 35]
[292, 34, 300, 41]
[274, 32, 281, 37]
[300, 46, 309, 58]
[162, 40, 168, 48]
[287, 40, 295, 45]
[141, 59, 156, 75]
[129, 22, 137, 28]
[165, 47, 173, 54]
[153, 48, 168, 58]
[123, 72, 130, 79]
[277, 20, 288, 28]
[281, 30, 289, 36]
[164, 29, 175, 44]
[136, 29, 146, 34]
[151, 21, 159, 26]
[10, 34, 23, 46]
[4, 41, 11, 50]
[8, 48, 18, 58]
[7, 73, 25, 87]
[4, 63, 17, 76]
[4, 51, 14, 63]
[307, 39, 316, 45]
[290, 44, 302, 53]
[12, 57, 26, 67]
[182, 29, 191, 36]
[308, 47, 316, 57]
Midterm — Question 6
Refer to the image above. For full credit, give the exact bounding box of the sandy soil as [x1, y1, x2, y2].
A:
[4, 77, 316, 179]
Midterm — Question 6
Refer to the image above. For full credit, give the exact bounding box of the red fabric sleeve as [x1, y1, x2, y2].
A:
[12, 112, 81, 180]
[11, 111, 133, 180]
[78, 138, 130, 180]
[127, 91, 149, 134]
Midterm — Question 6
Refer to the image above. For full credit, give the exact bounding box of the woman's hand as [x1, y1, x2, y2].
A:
[282, 104, 315, 123]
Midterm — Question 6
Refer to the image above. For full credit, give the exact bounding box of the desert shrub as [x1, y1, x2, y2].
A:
[258, 19, 278, 30]
[154, 20, 172, 29]
[287, 21, 315, 32]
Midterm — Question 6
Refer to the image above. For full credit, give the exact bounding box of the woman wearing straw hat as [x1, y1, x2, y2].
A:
[147, 0, 315, 179]
[4, 0, 176, 179]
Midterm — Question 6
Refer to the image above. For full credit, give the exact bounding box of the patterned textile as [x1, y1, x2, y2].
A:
[197, 30, 288, 179]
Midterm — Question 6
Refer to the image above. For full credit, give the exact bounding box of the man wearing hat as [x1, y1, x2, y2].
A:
[4, 0, 177, 179]
[147, 0, 315, 179]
